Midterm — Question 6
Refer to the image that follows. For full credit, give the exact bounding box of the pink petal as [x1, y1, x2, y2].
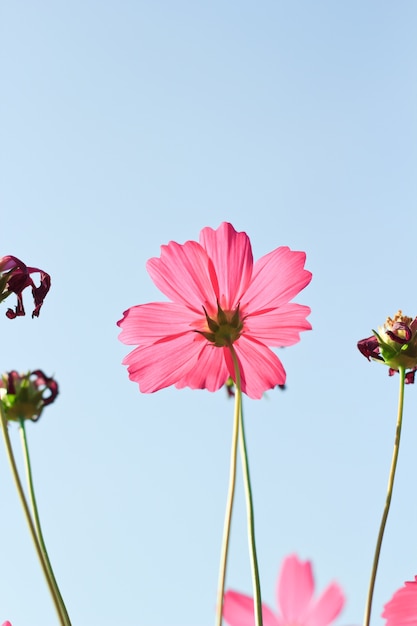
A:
[122, 334, 204, 393]
[175, 343, 230, 392]
[228, 336, 286, 399]
[383, 577, 417, 626]
[146, 240, 218, 315]
[242, 247, 312, 312]
[304, 583, 345, 626]
[223, 591, 279, 626]
[117, 302, 199, 344]
[277, 555, 314, 623]
[199, 222, 253, 310]
[244, 303, 312, 346]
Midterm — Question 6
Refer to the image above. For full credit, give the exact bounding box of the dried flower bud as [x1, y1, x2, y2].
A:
[358, 311, 417, 383]
[0, 256, 51, 318]
[0, 370, 58, 421]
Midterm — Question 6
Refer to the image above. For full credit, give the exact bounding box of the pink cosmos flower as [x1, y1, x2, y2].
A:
[382, 575, 417, 626]
[0, 255, 51, 318]
[2, 622, 12, 626]
[223, 554, 345, 626]
[118, 223, 312, 399]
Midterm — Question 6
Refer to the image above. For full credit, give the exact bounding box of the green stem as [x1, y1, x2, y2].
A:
[215, 376, 240, 626]
[230, 346, 263, 626]
[19, 418, 71, 626]
[363, 366, 406, 626]
[0, 405, 67, 625]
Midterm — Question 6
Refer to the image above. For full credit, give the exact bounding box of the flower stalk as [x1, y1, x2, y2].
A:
[215, 368, 240, 626]
[0, 404, 67, 625]
[363, 366, 406, 626]
[230, 346, 263, 626]
[18, 418, 71, 626]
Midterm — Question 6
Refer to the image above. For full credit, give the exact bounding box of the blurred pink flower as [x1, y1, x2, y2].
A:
[382, 575, 417, 626]
[223, 554, 345, 626]
[118, 222, 312, 399]
[0, 255, 51, 318]
[2, 622, 12, 626]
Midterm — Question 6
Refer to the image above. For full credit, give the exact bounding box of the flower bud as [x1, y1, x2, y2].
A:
[0, 370, 58, 421]
[358, 311, 417, 383]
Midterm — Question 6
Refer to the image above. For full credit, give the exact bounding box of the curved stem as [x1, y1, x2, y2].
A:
[19, 418, 71, 626]
[215, 376, 240, 626]
[230, 346, 263, 626]
[363, 366, 406, 626]
[0, 406, 67, 625]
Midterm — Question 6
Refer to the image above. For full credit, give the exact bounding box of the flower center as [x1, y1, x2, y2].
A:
[197, 302, 244, 347]
[385, 310, 413, 328]
[384, 310, 413, 344]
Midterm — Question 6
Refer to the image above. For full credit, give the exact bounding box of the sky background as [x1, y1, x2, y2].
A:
[1, 2, 417, 625]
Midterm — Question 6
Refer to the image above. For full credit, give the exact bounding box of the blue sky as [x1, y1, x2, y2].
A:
[1, 2, 417, 625]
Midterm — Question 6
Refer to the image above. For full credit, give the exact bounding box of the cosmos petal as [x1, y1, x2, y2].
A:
[199, 222, 253, 309]
[122, 334, 203, 393]
[304, 583, 345, 626]
[244, 303, 312, 346]
[118, 302, 200, 344]
[277, 555, 314, 623]
[223, 591, 279, 626]
[229, 336, 286, 399]
[383, 577, 417, 626]
[242, 247, 312, 312]
[146, 240, 218, 314]
[175, 343, 229, 392]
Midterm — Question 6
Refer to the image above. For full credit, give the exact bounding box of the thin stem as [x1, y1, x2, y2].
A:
[363, 366, 406, 626]
[19, 418, 72, 626]
[230, 346, 263, 626]
[0, 406, 67, 625]
[215, 375, 240, 626]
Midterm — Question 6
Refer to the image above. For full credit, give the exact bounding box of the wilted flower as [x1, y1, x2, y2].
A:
[0, 255, 51, 318]
[357, 311, 417, 383]
[118, 222, 311, 399]
[223, 554, 345, 626]
[0, 370, 58, 421]
[382, 575, 417, 626]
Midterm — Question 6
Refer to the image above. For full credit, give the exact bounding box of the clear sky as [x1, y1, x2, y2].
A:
[1, 2, 417, 625]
